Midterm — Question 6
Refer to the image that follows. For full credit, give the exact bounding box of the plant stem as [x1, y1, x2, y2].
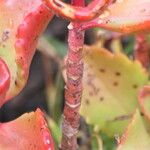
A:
[134, 34, 150, 68]
[60, 0, 85, 149]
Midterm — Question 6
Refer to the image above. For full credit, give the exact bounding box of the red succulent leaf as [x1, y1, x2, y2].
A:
[0, 0, 53, 106]
[44, 0, 111, 21]
[0, 108, 54, 150]
[81, 0, 150, 33]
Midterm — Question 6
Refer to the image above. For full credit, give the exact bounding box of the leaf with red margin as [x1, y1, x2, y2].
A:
[117, 109, 150, 150]
[0, 59, 10, 105]
[81, 0, 150, 33]
[0, 0, 53, 106]
[0, 108, 54, 150]
[44, 0, 111, 21]
[138, 86, 150, 121]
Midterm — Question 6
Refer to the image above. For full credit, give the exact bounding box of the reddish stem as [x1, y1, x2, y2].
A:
[134, 34, 150, 68]
[60, 0, 85, 150]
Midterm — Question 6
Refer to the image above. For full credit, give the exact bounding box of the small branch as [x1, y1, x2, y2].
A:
[60, 1, 85, 150]
[79, 17, 114, 31]
[44, 0, 110, 21]
[134, 34, 150, 68]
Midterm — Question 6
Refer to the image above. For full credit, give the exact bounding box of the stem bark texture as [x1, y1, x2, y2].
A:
[60, 0, 85, 149]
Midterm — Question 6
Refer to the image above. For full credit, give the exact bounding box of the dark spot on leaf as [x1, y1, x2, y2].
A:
[100, 97, 104, 101]
[99, 68, 105, 73]
[105, 20, 110, 24]
[1, 29, 10, 42]
[74, 112, 77, 116]
[40, 127, 44, 131]
[107, 114, 131, 122]
[2, 44, 6, 48]
[141, 9, 146, 13]
[133, 84, 138, 89]
[111, 0, 117, 4]
[115, 72, 121, 76]
[113, 81, 118, 86]
[15, 80, 18, 86]
[85, 99, 90, 105]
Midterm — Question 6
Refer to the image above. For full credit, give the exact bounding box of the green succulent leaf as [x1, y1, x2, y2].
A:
[80, 44, 149, 136]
